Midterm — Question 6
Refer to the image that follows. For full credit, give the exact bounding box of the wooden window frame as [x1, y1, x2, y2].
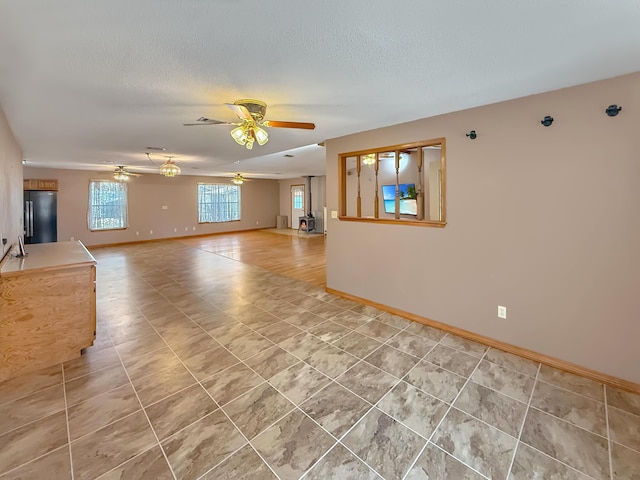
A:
[338, 138, 447, 227]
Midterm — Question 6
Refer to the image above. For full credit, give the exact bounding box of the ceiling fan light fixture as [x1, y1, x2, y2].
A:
[114, 172, 129, 182]
[232, 174, 245, 185]
[160, 159, 181, 177]
[361, 153, 376, 166]
[230, 125, 249, 145]
[230, 123, 268, 149]
[253, 125, 269, 145]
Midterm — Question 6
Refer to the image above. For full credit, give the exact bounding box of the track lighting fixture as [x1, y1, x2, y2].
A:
[605, 105, 622, 117]
[466, 130, 477, 139]
[540, 116, 554, 127]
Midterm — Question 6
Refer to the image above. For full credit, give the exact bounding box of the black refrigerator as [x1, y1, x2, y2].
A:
[24, 190, 57, 244]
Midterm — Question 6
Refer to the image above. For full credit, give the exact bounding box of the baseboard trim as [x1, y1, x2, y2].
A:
[326, 287, 640, 395]
[88, 227, 272, 249]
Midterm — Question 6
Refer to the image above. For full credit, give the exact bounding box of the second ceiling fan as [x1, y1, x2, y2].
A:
[184, 99, 315, 150]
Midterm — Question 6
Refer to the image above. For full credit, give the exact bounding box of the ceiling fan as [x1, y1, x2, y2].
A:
[231, 173, 247, 185]
[113, 166, 140, 181]
[184, 99, 315, 150]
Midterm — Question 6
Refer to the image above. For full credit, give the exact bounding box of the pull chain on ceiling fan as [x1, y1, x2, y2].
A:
[184, 99, 315, 149]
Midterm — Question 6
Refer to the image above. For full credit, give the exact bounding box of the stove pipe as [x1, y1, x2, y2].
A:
[306, 175, 314, 217]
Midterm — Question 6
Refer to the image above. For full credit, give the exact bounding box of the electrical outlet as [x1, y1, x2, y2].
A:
[70, 236, 75, 242]
[185, 227, 188, 231]
[498, 305, 507, 319]
[136, 231, 139, 236]
[162, 205, 168, 210]
[331, 210, 338, 219]
[173, 228, 177, 232]
[150, 230, 153, 234]
[256, 221, 259, 225]
[192, 227, 196, 231]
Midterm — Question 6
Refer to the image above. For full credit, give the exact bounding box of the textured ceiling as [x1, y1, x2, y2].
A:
[1, 1, 639, 179]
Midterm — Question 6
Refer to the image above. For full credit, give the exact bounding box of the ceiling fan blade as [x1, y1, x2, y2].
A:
[183, 117, 231, 126]
[225, 104, 253, 121]
[262, 120, 316, 130]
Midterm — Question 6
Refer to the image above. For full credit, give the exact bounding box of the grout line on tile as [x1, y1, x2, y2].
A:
[535, 377, 605, 404]
[193, 442, 273, 480]
[467, 371, 534, 405]
[604, 385, 615, 480]
[526, 405, 609, 440]
[0, 444, 71, 479]
[518, 442, 601, 480]
[437, 333, 488, 359]
[110, 338, 178, 480]
[136, 296, 286, 479]
[429, 441, 492, 479]
[401, 349, 489, 480]
[483, 347, 540, 378]
[505, 362, 541, 478]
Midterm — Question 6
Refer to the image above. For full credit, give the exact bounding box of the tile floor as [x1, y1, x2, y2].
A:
[1, 240, 639, 480]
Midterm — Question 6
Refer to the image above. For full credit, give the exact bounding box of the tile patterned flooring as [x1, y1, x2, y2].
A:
[1, 240, 639, 479]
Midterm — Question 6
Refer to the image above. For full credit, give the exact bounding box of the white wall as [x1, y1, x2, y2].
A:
[0, 103, 23, 259]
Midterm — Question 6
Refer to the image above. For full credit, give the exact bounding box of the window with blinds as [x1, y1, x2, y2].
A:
[88, 180, 128, 231]
[198, 183, 241, 223]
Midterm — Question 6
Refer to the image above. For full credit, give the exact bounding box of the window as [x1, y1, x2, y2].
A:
[198, 183, 241, 223]
[88, 180, 128, 231]
[293, 188, 304, 209]
[339, 138, 446, 227]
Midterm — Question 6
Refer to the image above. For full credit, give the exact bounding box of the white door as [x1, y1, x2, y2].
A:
[291, 185, 305, 229]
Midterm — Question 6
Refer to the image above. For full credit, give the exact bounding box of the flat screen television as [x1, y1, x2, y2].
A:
[382, 183, 417, 215]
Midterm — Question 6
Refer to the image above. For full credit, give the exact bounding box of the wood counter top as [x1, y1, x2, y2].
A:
[0, 241, 96, 277]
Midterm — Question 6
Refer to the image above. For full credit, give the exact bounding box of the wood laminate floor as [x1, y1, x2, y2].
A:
[178, 229, 326, 287]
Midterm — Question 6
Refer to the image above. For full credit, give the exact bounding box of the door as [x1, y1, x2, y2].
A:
[24, 191, 57, 244]
[291, 185, 305, 229]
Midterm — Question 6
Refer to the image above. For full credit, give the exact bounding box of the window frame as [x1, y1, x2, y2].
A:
[338, 137, 447, 228]
[88, 179, 129, 232]
[197, 183, 242, 224]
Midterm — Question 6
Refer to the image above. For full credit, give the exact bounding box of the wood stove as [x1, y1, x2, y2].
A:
[298, 215, 316, 232]
[298, 175, 316, 233]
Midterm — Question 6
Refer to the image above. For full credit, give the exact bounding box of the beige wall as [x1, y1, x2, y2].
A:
[325, 72, 640, 384]
[278, 176, 326, 228]
[0, 103, 23, 259]
[23, 167, 280, 246]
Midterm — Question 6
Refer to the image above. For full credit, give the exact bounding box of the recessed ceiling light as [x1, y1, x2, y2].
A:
[146, 146, 166, 151]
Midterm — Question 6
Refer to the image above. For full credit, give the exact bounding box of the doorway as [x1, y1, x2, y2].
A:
[291, 184, 305, 229]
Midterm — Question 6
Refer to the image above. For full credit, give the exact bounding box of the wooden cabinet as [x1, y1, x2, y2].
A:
[23, 179, 58, 191]
[0, 241, 96, 381]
